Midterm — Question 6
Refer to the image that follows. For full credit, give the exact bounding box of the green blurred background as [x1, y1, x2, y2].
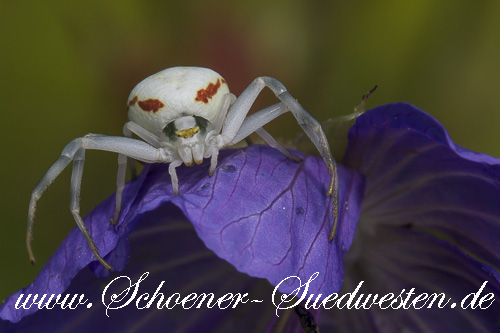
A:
[1, 0, 499, 301]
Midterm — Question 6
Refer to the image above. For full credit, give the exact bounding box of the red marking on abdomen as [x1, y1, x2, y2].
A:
[138, 99, 165, 112]
[128, 96, 138, 106]
[195, 79, 222, 104]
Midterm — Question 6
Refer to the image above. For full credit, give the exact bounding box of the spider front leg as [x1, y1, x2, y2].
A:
[223, 79, 340, 240]
[28, 144, 75, 265]
[69, 147, 114, 270]
[28, 134, 168, 270]
[27, 138, 112, 270]
[112, 122, 162, 225]
[112, 153, 128, 225]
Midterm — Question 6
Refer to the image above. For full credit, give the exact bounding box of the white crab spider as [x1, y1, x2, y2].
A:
[27, 66, 339, 271]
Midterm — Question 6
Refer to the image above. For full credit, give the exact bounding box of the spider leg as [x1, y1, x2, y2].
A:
[123, 121, 162, 147]
[223, 78, 340, 240]
[205, 136, 223, 177]
[261, 77, 336, 188]
[212, 93, 236, 134]
[255, 128, 302, 162]
[224, 81, 335, 179]
[224, 103, 302, 162]
[112, 122, 162, 225]
[209, 148, 219, 176]
[226, 102, 301, 160]
[227, 102, 287, 143]
[168, 160, 183, 195]
[69, 148, 113, 270]
[123, 121, 161, 179]
[111, 153, 128, 225]
[28, 147, 75, 265]
[28, 134, 167, 270]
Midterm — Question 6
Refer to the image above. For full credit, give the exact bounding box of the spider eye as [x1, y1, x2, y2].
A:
[162, 116, 211, 141]
[175, 126, 200, 138]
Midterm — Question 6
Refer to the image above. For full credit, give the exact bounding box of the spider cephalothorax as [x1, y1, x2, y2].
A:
[27, 66, 339, 271]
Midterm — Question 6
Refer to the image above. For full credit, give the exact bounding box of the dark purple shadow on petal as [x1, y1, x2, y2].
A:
[0, 204, 278, 332]
[1, 145, 364, 323]
[344, 102, 500, 271]
[338, 102, 500, 330]
[321, 225, 500, 332]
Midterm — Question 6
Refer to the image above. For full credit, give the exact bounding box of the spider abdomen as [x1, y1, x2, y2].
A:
[127, 67, 229, 137]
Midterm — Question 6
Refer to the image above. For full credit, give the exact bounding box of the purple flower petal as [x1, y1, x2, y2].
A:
[0, 145, 365, 323]
[337, 102, 500, 330]
[320, 226, 500, 331]
[171, 146, 364, 300]
[0, 178, 145, 323]
[0, 204, 278, 331]
[344, 102, 500, 271]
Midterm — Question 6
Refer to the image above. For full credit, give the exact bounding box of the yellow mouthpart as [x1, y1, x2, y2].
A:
[175, 126, 200, 139]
